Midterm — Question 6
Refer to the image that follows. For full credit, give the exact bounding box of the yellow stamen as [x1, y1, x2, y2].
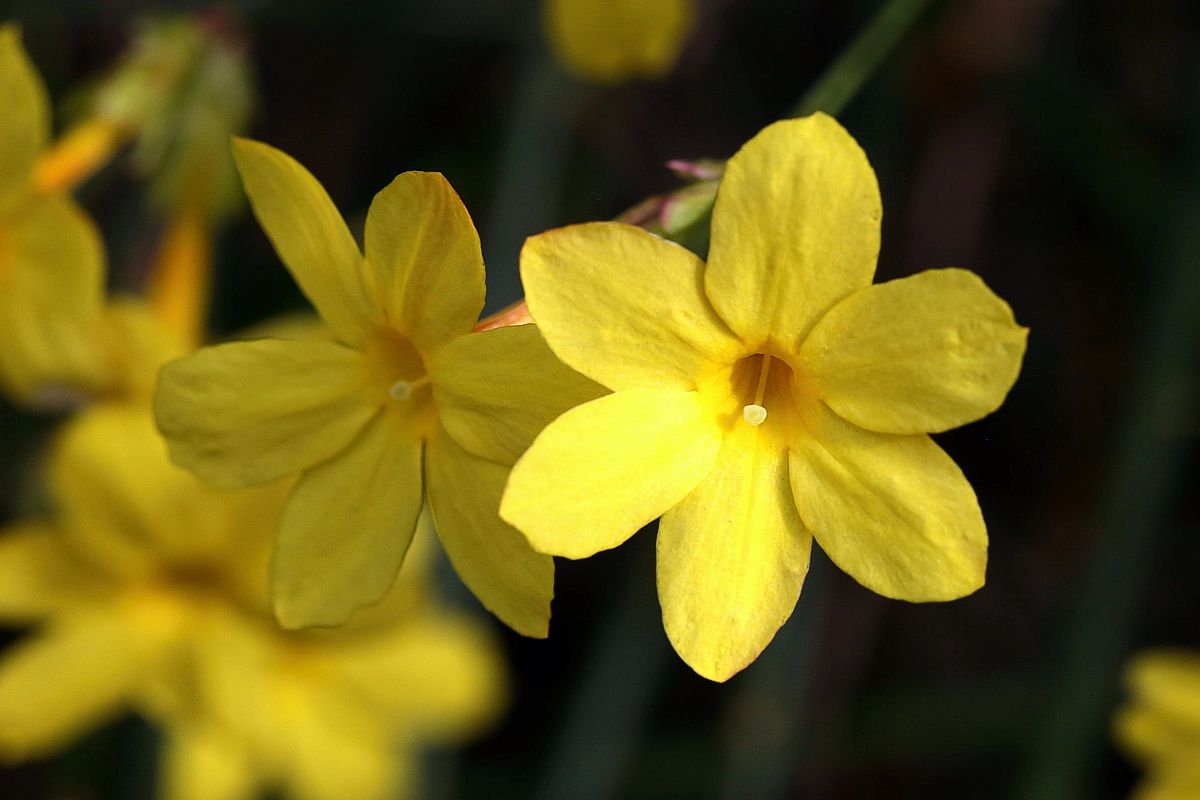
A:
[389, 375, 430, 401]
[742, 354, 772, 426]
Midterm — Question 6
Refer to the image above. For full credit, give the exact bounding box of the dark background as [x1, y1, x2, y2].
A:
[1, 0, 1198, 797]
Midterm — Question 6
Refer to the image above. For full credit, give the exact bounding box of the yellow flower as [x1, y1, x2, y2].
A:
[155, 139, 602, 636]
[0, 25, 107, 405]
[0, 407, 284, 759]
[502, 113, 1028, 681]
[161, 599, 505, 800]
[1116, 649, 1200, 800]
[0, 408, 506, 800]
[544, 0, 693, 83]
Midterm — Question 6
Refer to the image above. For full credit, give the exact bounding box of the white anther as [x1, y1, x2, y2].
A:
[388, 380, 414, 401]
[742, 404, 767, 426]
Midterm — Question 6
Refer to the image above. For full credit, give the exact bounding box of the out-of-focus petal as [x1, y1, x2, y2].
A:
[0, 25, 48, 201]
[332, 611, 508, 741]
[544, 0, 693, 83]
[0, 524, 109, 622]
[0, 607, 172, 759]
[0, 195, 106, 403]
[161, 725, 256, 800]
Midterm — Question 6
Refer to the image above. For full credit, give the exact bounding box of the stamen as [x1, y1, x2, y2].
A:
[742, 354, 772, 426]
[388, 375, 430, 401]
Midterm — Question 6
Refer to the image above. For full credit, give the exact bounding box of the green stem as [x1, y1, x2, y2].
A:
[791, 0, 941, 118]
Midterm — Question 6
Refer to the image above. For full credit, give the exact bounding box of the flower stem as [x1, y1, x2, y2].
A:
[790, 0, 940, 119]
[148, 203, 213, 349]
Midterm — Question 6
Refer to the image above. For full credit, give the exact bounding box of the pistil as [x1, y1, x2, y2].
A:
[389, 374, 431, 401]
[742, 354, 771, 426]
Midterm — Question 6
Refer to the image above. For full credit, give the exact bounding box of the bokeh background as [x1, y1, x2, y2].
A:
[1, 0, 1197, 797]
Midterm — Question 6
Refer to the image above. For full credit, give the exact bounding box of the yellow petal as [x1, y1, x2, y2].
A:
[1127, 650, 1200, 723]
[0, 25, 48, 201]
[363, 172, 485, 350]
[789, 406, 986, 601]
[99, 298, 188, 404]
[56, 407, 285, 581]
[657, 423, 812, 682]
[428, 323, 605, 465]
[0, 524, 106, 622]
[0, 195, 106, 402]
[1142, 768, 1200, 800]
[50, 409, 173, 579]
[0, 609, 162, 759]
[333, 511, 438, 634]
[1114, 705, 1193, 766]
[544, 0, 693, 83]
[705, 114, 881, 348]
[801, 268, 1028, 434]
[521, 222, 740, 391]
[331, 611, 508, 741]
[501, 388, 722, 559]
[271, 413, 423, 629]
[426, 424, 555, 637]
[233, 310, 332, 342]
[184, 617, 409, 800]
[161, 725, 256, 800]
[232, 138, 379, 346]
[284, 717, 402, 800]
[155, 339, 376, 488]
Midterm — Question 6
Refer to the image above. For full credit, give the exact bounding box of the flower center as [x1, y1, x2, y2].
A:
[363, 328, 429, 405]
[700, 351, 820, 440]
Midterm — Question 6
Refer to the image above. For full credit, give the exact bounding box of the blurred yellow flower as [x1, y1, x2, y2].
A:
[155, 140, 602, 636]
[544, 0, 693, 83]
[502, 113, 1028, 681]
[0, 407, 283, 759]
[0, 408, 506, 800]
[162, 602, 505, 800]
[1116, 649, 1200, 800]
[0, 25, 107, 406]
